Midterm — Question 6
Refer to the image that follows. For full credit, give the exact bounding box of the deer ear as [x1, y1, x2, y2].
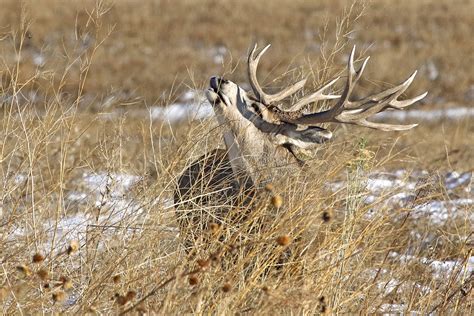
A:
[282, 126, 333, 148]
[297, 126, 333, 144]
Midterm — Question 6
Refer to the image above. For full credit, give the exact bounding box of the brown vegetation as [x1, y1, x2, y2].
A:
[0, 0, 473, 105]
[0, 0, 472, 314]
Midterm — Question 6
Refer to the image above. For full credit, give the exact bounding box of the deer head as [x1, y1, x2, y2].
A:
[205, 44, 428, 182]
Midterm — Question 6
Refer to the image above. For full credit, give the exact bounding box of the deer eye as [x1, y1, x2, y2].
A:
[251, 103, 262, 116]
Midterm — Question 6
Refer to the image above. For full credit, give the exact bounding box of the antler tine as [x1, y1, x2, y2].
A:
[248, 44, 307, 105]
[280, 46, 369, 124]
[327, 46, 370, 117]
[346, 71, 419, 119]
[347, 71, 416, 108]
[275, 46, 426, 131]
[283, 76, 341, 112]
[389, 91, 428, 109]
[346, 71, 427, 120]
[281, 46, 369, 113]
[333, 69, 424, 131]
[353, 120, 418, 131]
[384, 71, 428, 109]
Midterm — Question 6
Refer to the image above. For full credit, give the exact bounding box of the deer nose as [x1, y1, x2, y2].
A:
[210, 76, 220, 91]
[210, 76, 226, 91]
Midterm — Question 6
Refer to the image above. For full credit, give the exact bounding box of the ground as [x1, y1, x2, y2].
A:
[0, 0, 473, 314]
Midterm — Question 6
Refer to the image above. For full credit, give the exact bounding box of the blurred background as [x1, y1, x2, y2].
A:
[1, 0, 472, 108]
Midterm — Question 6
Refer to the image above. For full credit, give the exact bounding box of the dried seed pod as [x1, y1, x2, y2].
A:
[188, 275, 199, 286]
[322, 210, 332, 222]
[197, 259, 210, 269]
[37, 269, 49, 281]
[209, 222, 220, 235]
[115, 294, 127, 306]
[59, 276, 73, 290]
[126, 290, 137, 301]
[52, 291, 66, 303]
[32, 253, 45, 263]
[112, 275, 121, 284]
[67, 240, 79, 255]
[276, 235, 291, 246]
[264, 183, 274, 192]
[271, 195, 283, 208]
[210, 251, 221, 263]
[16, 265, 32, 277]
[222, 283, 232, 293]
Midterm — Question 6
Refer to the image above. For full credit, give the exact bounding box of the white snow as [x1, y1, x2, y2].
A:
[4, 172, 151, 253]
[327, 170, 473, 225]
[424, 60, 439, 81]
[379, 278, 400, 295]
[81, 172, 142, 197]
[378, 304, 407, 314]
[149, 101, 213, 123]
[121, 89, 474, 124]
[374, 107, 474, 122]
[180, 90, 197, 102]
[366, 177, 416, 192]
[390, 252, 474, 279]
[32, 53, 46, 67]
[326, 172, 416, 195]
[413, 199, 474, 225]
[67, 191, 88, 202]
[445, 171, 472, 191]
[39, 198, 145, 251]
[209, 46, 228, 64]
[14, 173, 28, 185]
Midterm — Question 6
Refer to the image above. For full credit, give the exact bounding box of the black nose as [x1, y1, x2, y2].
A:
[210, 76, 225, 91]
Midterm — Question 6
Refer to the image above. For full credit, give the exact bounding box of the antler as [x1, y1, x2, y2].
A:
[275, 46, 428, 131]
[248, 44, 339, 108]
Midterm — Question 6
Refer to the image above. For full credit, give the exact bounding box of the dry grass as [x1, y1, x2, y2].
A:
[0, 0, 473, 105]
[1, 0, 473, 314]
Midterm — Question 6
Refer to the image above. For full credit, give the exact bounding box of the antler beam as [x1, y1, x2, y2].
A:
[248, 44, 340, 108]
[274, 46, 428, 131]
[248, 44, 306, 105]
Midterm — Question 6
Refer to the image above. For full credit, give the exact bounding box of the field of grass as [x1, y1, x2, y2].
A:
[0, 0, 473, 314]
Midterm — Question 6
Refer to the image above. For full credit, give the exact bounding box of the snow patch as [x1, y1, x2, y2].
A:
[374, 107, 474, 122]
[32, 53, 46, 67]
[5, 172, 151, 253]
[413, 199, 474, 225]
[209, 46, 228, 64]
[81, 172, 142, 197]
[390, 252, 473, 279]
[445, 171, 472, 191]
[366, 177, 416, 192]
[378, 303, 407, 314]
[327, 169, 473, 225]
[149, 101, 213, 123]
[131, 89, 474, 124]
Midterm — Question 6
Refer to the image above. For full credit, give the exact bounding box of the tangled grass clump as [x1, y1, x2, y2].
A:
[0, 0, 473, 314]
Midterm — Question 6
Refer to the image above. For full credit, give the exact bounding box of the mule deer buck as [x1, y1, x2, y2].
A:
[174, 44, 427, 250]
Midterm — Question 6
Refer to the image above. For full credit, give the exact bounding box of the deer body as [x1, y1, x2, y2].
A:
[174, 45, 427, 249]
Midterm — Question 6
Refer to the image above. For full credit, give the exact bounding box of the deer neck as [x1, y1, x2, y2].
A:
[213, 104, 292, 186]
